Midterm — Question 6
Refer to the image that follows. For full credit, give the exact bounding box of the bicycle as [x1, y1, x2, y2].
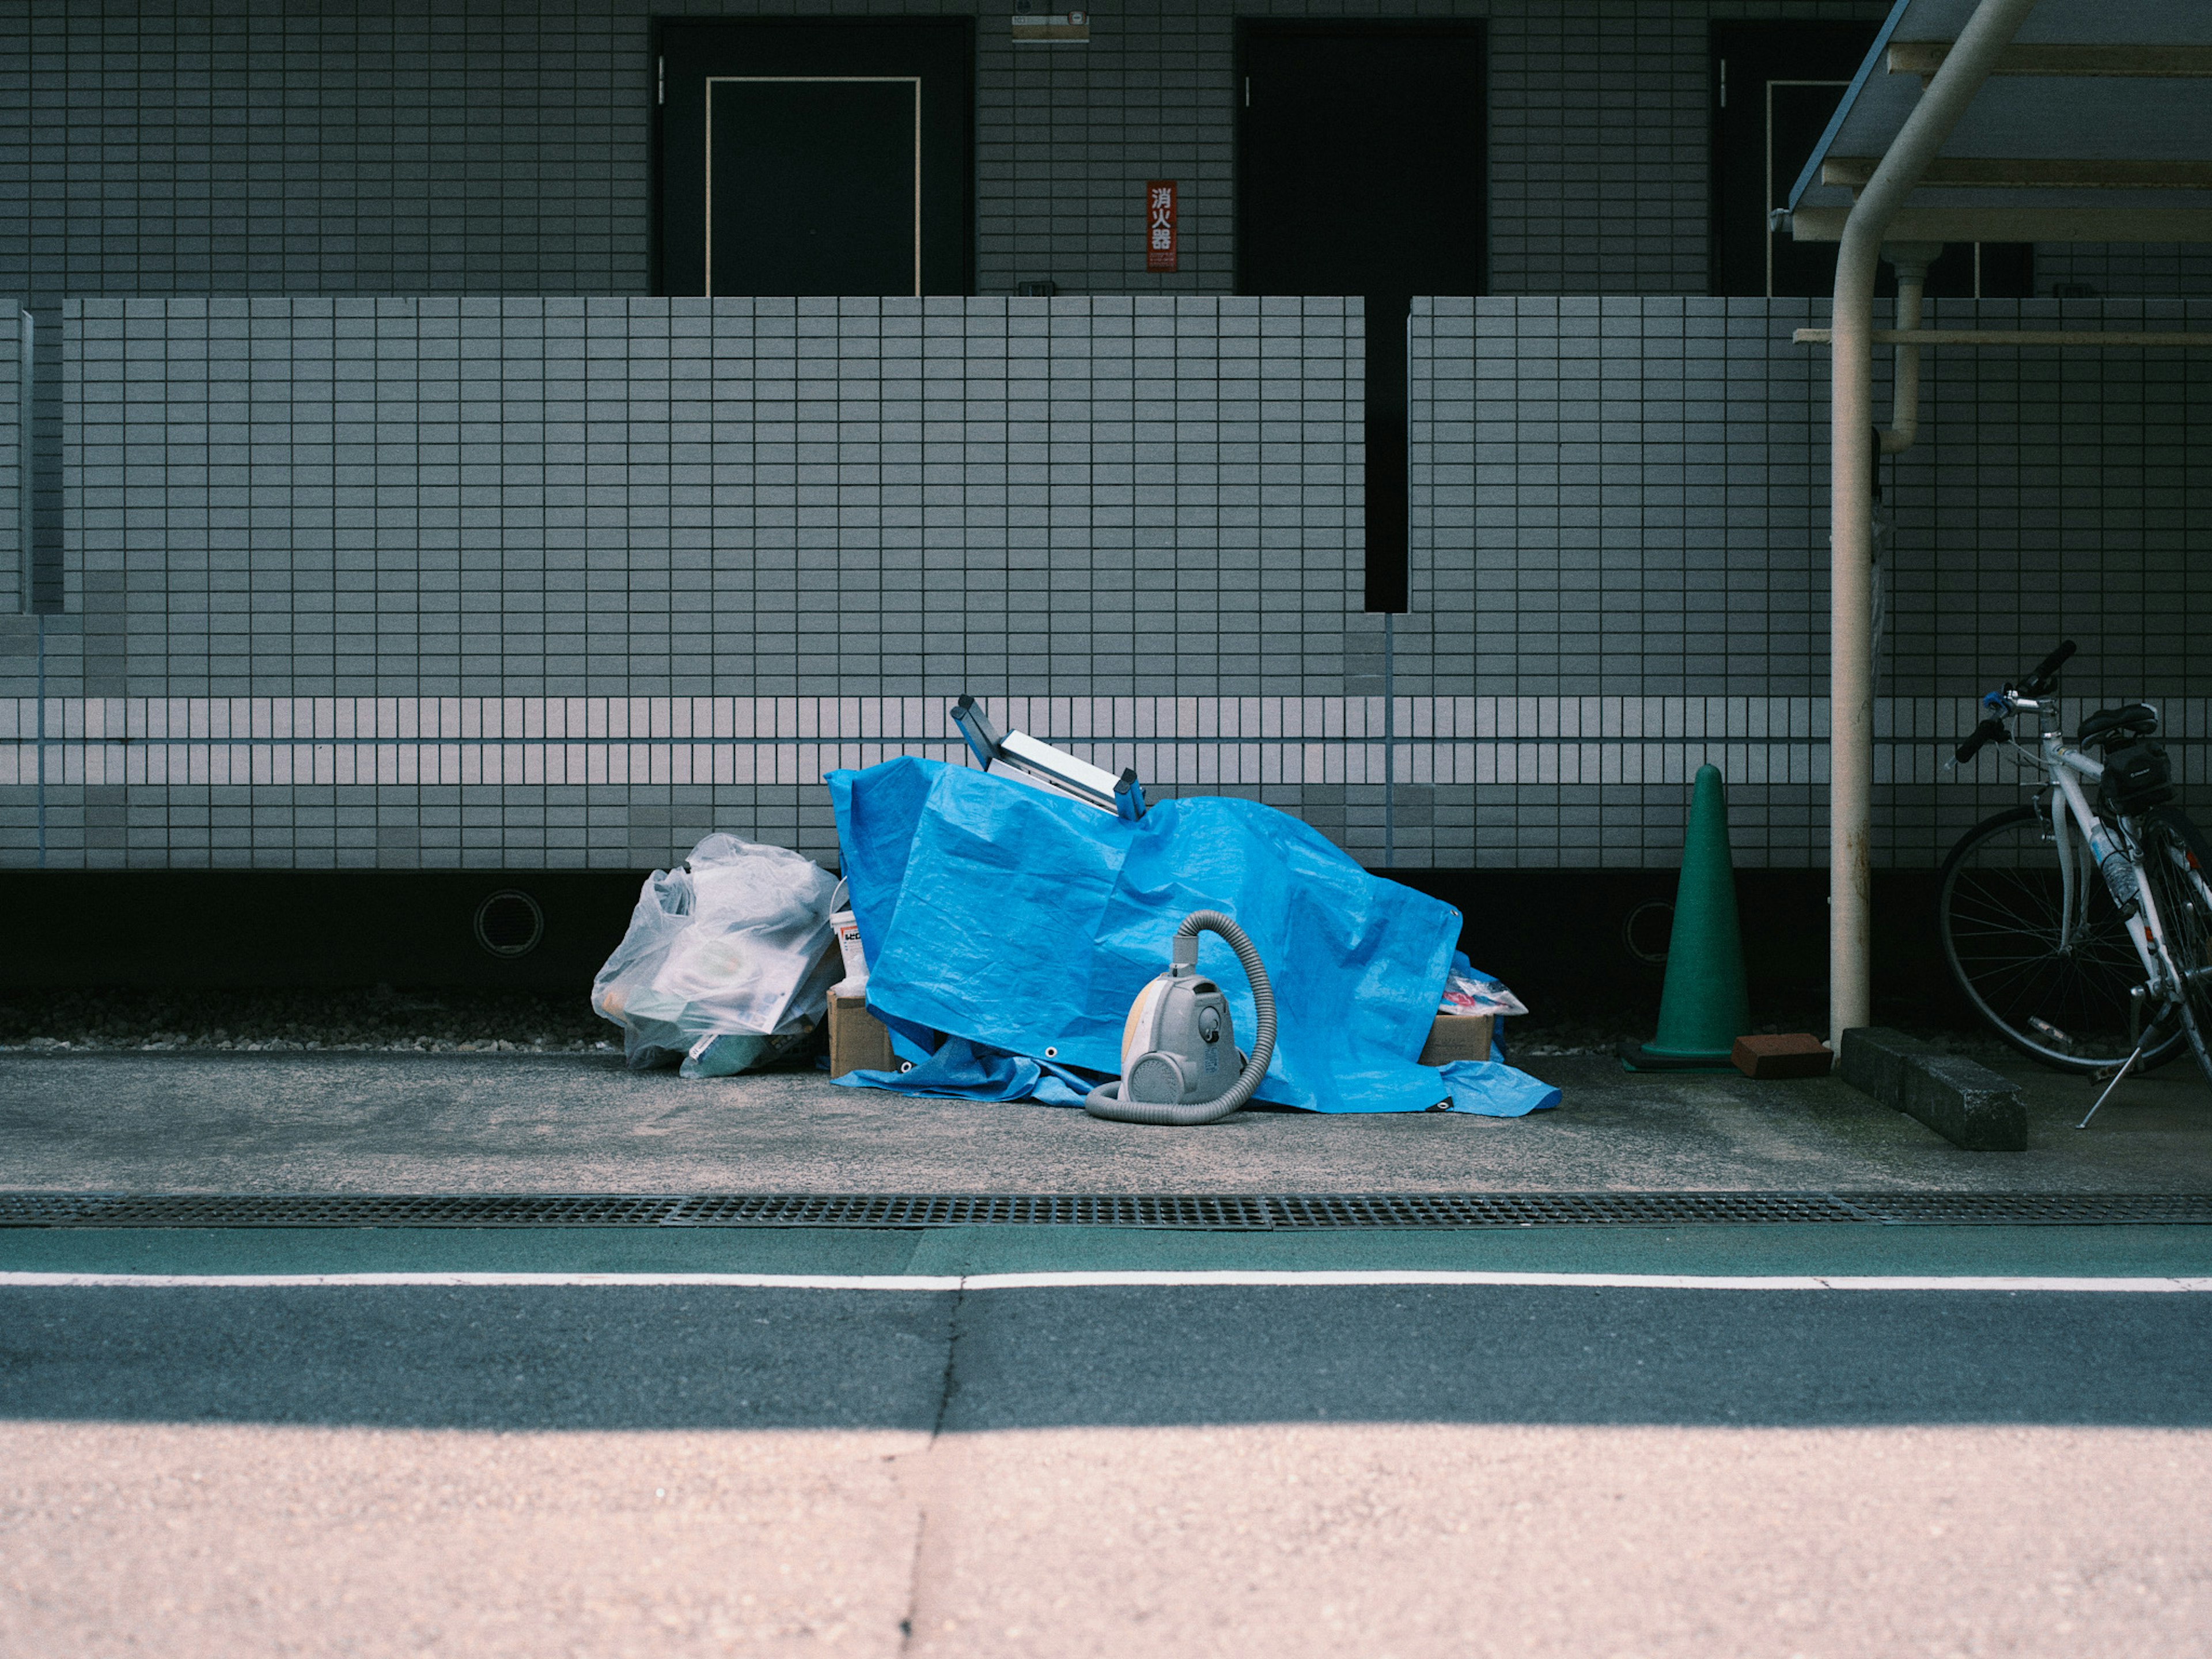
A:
[1937, 641, 2212, 1124]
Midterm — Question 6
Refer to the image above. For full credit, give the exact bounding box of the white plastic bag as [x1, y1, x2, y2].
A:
[1439, 967, 1528, 1020]
[590, 834, 843, 1074]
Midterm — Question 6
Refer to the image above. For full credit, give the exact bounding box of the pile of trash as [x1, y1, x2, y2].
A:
[590, 834, 843, 1077]
[590, 702, 1559, 1118]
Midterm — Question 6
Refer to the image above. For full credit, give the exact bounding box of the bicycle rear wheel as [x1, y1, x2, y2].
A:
[1937, 806, 2183, 1073]
[2138, 808, 2212, 1086]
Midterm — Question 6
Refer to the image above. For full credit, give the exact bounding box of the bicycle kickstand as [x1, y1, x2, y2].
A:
[2078, 1040, 2150, 1130]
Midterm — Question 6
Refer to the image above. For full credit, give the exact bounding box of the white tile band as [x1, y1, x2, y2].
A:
[6, 696, 2203, 791]
[9, 694, 2200, 745]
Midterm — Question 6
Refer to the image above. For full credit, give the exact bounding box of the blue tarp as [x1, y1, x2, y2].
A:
[1438, 1058, 1562, 1116]
[834, 1035, 1560, 1116]
[827, 756, 1473, 1113]
[835, 1035, 1094, 1108]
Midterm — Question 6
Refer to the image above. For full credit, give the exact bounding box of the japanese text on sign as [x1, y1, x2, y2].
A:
[1145, 180, 1177, 272]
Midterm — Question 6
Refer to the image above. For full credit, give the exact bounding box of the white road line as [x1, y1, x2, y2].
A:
[1, 1270, 2207, 1292]
[964, 1270, 2212, 1293]
[0, 1272, 966, 1291]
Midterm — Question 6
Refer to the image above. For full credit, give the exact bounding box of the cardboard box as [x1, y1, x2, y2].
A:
[1732, 1032, 1833, 1080]
[1418, 1013, 1495, 1066]
[828, 992, 898, 1078]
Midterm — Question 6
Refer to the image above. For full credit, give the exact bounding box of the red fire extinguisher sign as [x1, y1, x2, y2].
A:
[1145, 180, 1177, 272]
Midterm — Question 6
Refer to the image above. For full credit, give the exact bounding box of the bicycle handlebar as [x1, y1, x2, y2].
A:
[2017, 639, 2077, 698]
[1953, 719, 2007, 766]
[1950, 641, 2076, 768]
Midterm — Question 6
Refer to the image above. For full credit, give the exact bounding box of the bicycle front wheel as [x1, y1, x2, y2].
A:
[1938, 806, 2183, 1073]
[2138, 808, 2212, 1085]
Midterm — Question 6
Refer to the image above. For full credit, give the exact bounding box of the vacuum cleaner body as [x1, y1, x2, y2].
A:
[1086, 909, 1277, 1126]
[1119, 942, 1240, 1107]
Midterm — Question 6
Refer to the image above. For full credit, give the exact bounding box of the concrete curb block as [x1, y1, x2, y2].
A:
[1839, 1028, 2028, 1152]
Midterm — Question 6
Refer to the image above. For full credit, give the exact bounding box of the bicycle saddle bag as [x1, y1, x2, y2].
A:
[2098, 738, 2173, 817]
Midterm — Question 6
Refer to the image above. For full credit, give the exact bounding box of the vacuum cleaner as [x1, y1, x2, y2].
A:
[1084, 910, 1276, 1126]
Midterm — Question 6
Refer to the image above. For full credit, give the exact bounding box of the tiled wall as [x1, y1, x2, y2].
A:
[1406, 296, 1828, 702]
[5, 3, 2207, 874]
[45, 294, 1360, 701]
[0, 304, 18, 615]
[9, 687, 2207, 871]
[1409, 296, 2212, 865]
[1889, 301, 2212, 701]
[11, 291, 2205, 872]
[2031, 246, 2212, 302]
[2, 0, 1928, 305]
[1, 294, 1384, 868]
[13, 0, 2196, 302]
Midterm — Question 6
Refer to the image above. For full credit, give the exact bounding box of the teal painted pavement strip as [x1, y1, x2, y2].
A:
[3, 1224, 2211, 1280]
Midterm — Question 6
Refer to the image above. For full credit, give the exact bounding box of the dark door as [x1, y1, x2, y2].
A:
[657, 21, 972, 296]
[1710, 23, 2031, 299]
[1238, 23, 1486, 615]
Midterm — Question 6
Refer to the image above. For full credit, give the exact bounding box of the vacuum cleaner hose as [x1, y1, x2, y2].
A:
[1085, 910, 1276, 1125]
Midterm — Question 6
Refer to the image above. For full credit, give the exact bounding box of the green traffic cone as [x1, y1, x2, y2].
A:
[1618, 764, 1751, 1071]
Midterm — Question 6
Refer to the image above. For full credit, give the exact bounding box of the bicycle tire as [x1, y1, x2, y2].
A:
[1937, 806, 2186, 1073]
[2137, 807, 2212, 1086]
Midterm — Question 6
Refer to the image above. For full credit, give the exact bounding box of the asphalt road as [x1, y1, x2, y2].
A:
[5, 1265, 2210, 1656]
[7, 1281, 2211, 1431]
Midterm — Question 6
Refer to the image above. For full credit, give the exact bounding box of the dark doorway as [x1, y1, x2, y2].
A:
[1710, 23, 2031, 300]
[656, 21, 973, 296]
[1237, 22, 1486, 616]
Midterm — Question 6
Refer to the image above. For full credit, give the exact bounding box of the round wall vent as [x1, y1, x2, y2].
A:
[473, 889, 546, 958]
[1621, 898, 1674, 966]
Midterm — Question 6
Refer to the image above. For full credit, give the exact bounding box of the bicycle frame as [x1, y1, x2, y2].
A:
[1946, 643, 2212, 1109]
[2004, 697, 2177, 1027]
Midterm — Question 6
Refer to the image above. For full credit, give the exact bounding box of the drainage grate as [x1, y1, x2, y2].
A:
[2, 1191, 2208, 1230]
[0, 1194, 690, 1229]
[0, 1192, 128, 1225]
[666, 1194, 1276, 1229]
[1267, 1192, 1868, 1228]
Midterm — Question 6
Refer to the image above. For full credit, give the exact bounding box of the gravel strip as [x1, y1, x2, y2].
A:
[0, 987, 618, 1055]
[0, 986, 2013, 1064]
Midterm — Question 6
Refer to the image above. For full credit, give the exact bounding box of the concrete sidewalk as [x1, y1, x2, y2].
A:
[10, 1279, 2209, 1659]
[3, 1048, 2206, 1194]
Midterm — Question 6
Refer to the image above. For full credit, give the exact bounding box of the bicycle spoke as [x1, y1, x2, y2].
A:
[2131, 813, 2212, 1085]
[1941, 810, 2148, 1067]
[1932, 654, 2202, 1077]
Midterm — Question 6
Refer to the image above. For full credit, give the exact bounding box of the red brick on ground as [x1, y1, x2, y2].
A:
[1733, 1033, 1834, 1080]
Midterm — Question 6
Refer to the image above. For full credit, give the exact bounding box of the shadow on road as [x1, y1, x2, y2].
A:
[4, 1285, 2207, 1430]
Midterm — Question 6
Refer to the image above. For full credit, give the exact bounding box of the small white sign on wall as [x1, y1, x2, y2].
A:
[1012, 11, 1089, 44]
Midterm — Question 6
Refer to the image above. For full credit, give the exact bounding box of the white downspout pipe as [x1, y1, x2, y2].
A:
[1878, 243, 1941, 454]
[1828, 0, 2036, 1043]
